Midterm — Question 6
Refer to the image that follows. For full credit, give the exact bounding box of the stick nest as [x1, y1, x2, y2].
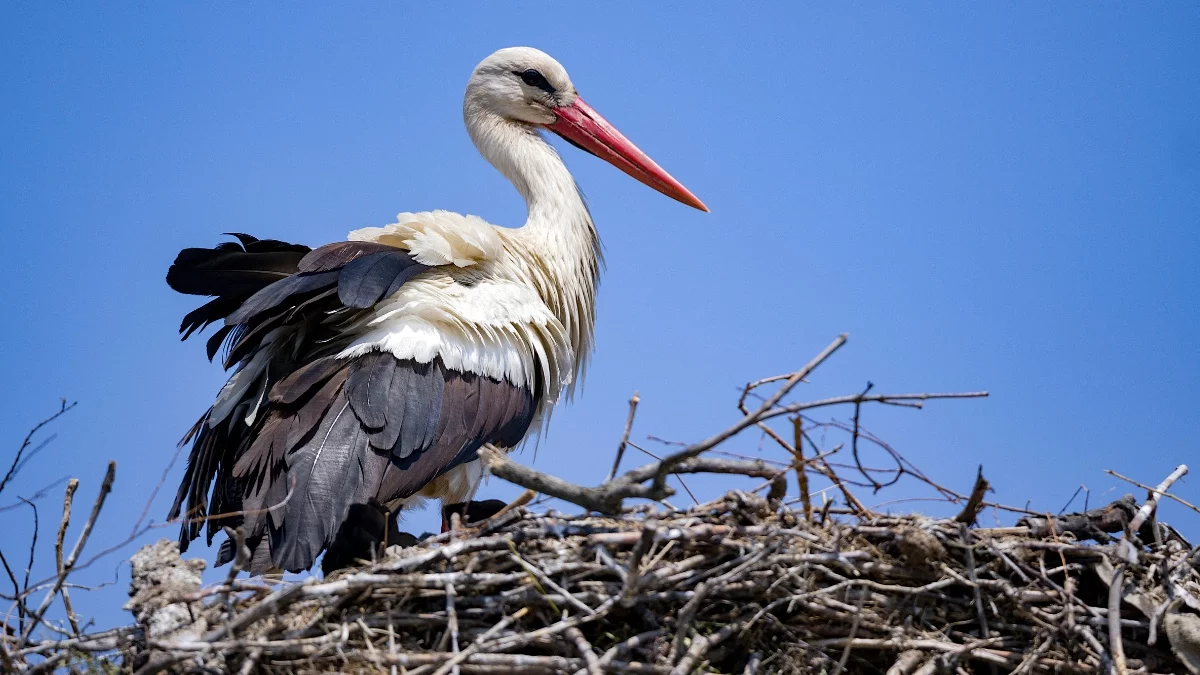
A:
[23, 488, 1200, 675]
[7, 336, 1200, 674]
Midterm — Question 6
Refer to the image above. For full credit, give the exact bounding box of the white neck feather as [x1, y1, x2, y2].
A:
[464, 104, 602, 392]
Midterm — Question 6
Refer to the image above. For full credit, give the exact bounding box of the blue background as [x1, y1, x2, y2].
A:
[2, 4, 1197, 633]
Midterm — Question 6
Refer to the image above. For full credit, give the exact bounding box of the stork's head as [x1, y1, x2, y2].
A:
[466, 47, 707, 212]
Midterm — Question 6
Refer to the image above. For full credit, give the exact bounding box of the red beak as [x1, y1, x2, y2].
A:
[547, 97, 708, 212]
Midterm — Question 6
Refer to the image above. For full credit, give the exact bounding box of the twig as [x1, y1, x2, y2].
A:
[482, 448, 649, 515]
[237, 648, 262, 675]
[21, 461, 114, 643]
[1108, 561, 1126, 675]
[590, 629, 666, 675]
[429, 608, 529, 675]
[757, 391, 989, 427]
[669, 616, 745, 675]
[19, 497, 38, 618]
[670, 581, 709, 663]
[202, 581, 308, 642]
[55, 479, 81, 636]
[509, 553, 595, 616]
[0, 400, 77, 498]
[444, 580, 460, 675]
[0, 547, 26, 631]
[830, 594, 866, 675]
[1126, 464, 1190, 535]
[793, 418, 812, 522]
[652, 334, 849, 487]
[887, 650, 925, 675]
[131, 439, 187, 537]
[959, 524, 990, 640]
[0, 477, 68, 514]
[619, 522, 657, 608]
[475, 489, 536, 529]
[1106, 468, 1200, 517]
[1010, 637, 1054, 675]
[566, 625, 602, 675]
[1107, 464, 1188, 675]
[607, 392, 640, 482]
[849, 381, 876, 489]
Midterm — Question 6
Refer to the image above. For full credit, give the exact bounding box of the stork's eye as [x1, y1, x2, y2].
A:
[515, 69, 555, 95]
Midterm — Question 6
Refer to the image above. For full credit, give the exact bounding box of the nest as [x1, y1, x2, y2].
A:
[6, 336, 1200, 674]
[13, 484, 1197, 675]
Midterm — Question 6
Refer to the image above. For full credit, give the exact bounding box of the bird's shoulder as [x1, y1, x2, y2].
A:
[348, 210, 503, 268]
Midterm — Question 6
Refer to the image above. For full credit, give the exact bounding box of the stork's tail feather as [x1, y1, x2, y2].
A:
[166, 234, 311, 341]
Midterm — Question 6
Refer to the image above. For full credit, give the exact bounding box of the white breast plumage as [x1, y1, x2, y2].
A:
[343, 212, 573, 403]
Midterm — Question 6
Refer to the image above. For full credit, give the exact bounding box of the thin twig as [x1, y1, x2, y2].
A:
[794, 418, 812, 523]
[830, 594, 866, 675]
[619, 521, 657, 608]
[19, 498, 38, 616]
[1125, 465, 1190, 535]
[1106, 468, 1200, 517]
[22, 461, 114, 643]
[0, 400, 77, 498]
[607, 392, 641, 482]
[652, 334, 849, 488]
[429, 608, 529, 675]
[55, 479, 80, 636]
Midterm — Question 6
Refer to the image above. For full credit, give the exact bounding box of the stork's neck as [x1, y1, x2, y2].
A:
[464, 108, 593, 235]
[465, 106, 601, 387]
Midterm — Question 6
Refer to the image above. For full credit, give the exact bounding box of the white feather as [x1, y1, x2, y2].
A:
[337, 275, 571, 400]
[349, 211, 503, 268]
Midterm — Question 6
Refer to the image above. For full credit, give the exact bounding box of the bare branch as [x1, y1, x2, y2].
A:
[606, 391, 640, 482]
[21, 461, 115, 642]
[0, 400, 77, 498]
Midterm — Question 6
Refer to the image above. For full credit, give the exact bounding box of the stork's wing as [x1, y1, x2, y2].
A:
[167, 235, 540, 573]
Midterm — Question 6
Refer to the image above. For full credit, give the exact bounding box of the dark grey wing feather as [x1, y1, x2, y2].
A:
[397, 360, 444, 459]
[226, 270, 340, 325]
[167, 250, 306, 297]
[205, 325, 236, 362]
[337, 251, 428, 309]
[274, 398, 365, 572]
[167, 237, 420, 558]
[168, 234, 541, 575]
[269, 355, 342, 406]
[346, 351, 398, 432]
[181, 296, 241, 339]
[244, 353, 537, 574]
[298, 241, 398, 273]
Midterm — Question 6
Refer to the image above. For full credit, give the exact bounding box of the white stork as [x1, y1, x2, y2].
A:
[166, 47, 706, 574]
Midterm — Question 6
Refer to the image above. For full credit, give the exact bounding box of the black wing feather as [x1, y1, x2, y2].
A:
[346, 351, 397, 432]
[298, 241, 398, 273]
[225, 270, 341, 326]
[337, 251, 428, 309]
[168, 235, 540, 574]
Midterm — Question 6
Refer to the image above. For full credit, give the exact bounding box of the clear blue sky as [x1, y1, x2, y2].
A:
[2, 5, 1197, 633]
